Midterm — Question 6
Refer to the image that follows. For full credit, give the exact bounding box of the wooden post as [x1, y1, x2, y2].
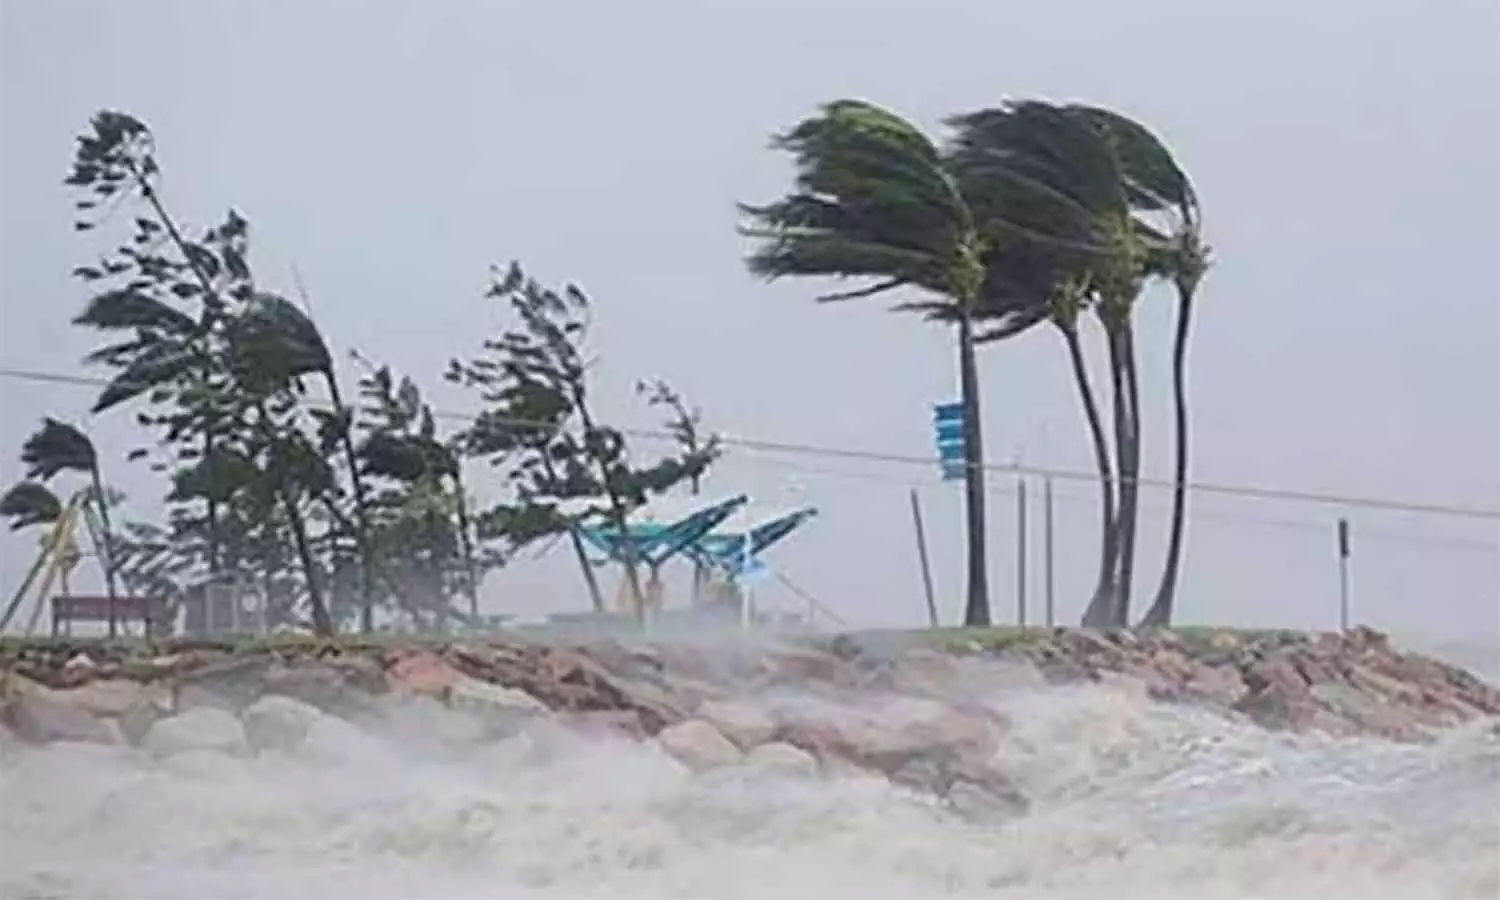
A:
[1043, 475, 1056, 628]
[909, 487, 940, 628]
[1337, 517, 1352, 632]
[1016, 472, 1028, 628]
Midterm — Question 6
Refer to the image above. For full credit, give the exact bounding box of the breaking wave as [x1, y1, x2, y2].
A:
[3, 647, 1498, 900]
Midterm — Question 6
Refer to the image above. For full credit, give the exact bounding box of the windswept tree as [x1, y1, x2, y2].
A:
[354, 359, 491, 627]
[739, 99, 996, 626]
[0, 420, 122, 634]
[449, 262, 720, 618]
[61, 109, 412, 636]
[946, 100, 1204, 626]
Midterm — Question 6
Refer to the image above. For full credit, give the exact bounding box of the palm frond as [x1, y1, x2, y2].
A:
[1068, 104, 1197, 219]
[20, 418, 97, 480]
[740, 99, 975, 302]
[0, 481, 64, 530]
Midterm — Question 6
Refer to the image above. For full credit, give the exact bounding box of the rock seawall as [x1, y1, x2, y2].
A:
[3, 626, 1496, 821]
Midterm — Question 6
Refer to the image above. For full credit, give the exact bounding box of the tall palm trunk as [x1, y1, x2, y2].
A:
[1114, 324, 1145, 625]
[320, 371, 379, 632]
[88, 465, 122, 638]
[1141, 281, 1196, 627]
[957, 312, 991, 626]
[1101, 321, 1136, 626]
[1059, 322, 1119, 627]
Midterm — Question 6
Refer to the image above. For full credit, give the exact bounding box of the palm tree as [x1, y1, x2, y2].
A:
[946, 100, 1197, 626]
[739, 99, 995, 626]
[5, 420, 123, 634]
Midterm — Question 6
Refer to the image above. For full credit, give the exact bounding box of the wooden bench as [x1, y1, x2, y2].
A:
[51, 594, 172, 637]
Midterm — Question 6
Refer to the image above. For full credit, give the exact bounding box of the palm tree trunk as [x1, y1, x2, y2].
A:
[1114, 324, 1145, 626]
[1059, 323, 1119, 628]
[957, 313, 991, 627]
[320, 371, 379, 633]
[1102, 323, 1133, 626]
[1141, 282, 1196, 627]
[89, 466, 122, 638]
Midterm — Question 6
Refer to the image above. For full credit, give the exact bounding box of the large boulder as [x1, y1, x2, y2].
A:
[744, 741, 818, 777]
[143, 706, 248, 757]
[656, 719, 742, 771]
[241, 694, 324, 753]
[1, 678, 117, 745]
[697, 699, 777, 750]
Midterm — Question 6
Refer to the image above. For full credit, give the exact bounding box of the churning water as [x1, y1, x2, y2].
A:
[3, 643, 1499, 900]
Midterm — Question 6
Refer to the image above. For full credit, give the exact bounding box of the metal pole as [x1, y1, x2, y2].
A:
[1337, 517, 1352, 632]
[909, 487, 940, 628]
[1044, 475, 1056, 628]
[1016, 472, 1028, 628]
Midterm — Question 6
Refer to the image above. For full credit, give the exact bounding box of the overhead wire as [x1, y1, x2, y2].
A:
[1, 363, 1497, 529]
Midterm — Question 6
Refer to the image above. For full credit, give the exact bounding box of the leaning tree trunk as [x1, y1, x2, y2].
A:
[957, 312, 992, 627]
[88, 465, 122, 638]
[1059, 323, 1120, 628]
[1114, 324, 1145, 627]
[1141, 282, 1197, 627]
[450, 469, 481, 620]
[573, 396, 648, 620]
[539, 456, 605, 612]
[280, 490, 332, 635]
[318, 371, 380, 633]
[256, 409, 333, 635]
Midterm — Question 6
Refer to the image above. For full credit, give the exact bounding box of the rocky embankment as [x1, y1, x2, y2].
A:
[3, 626, 1496, 821]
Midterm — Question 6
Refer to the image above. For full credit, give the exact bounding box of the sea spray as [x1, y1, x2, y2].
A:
[3, 644, 1498, 900]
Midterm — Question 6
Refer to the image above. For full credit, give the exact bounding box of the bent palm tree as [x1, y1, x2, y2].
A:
[947, 100, 1185, 626]
[740, 99, 994, 626]
[1069, 107, 1207, 628]
[11, 420, 123, 635]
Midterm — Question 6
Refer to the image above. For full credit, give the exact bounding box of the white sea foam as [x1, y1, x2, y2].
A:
[3, 648, 1499, 900]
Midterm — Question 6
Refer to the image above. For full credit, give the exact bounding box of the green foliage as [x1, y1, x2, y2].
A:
[448, 262, 722, 613]
[20, 419, 97, 480]
[0, 482, 63, 531]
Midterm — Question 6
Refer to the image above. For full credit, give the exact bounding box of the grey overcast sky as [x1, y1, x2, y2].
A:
[1, 0, 1497, 641]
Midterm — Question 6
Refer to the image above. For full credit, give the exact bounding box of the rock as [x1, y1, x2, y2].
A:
[53, 678, 170, 717]
[758, 646, 858, 686]
[385, 650, 466, 696]
[438, 678, 548, 741]
[143, 707, 247, 757]
[2, 687, 117, 745]
[657, 719, 742, 771]
[300, 715, 386, 763]
[557, 709, 646, 740]
[890, 755, 1030, 821]
[174, 656, 272, 713]
[744, 741, 818, 777]
[698, 700, 776, 749]
[60, 652, 100, 684]
[242, 694, 324, 753]
[262, 661, 379, 717]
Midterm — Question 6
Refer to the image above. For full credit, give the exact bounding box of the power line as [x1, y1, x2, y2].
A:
[1, 363, 1496, 523]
